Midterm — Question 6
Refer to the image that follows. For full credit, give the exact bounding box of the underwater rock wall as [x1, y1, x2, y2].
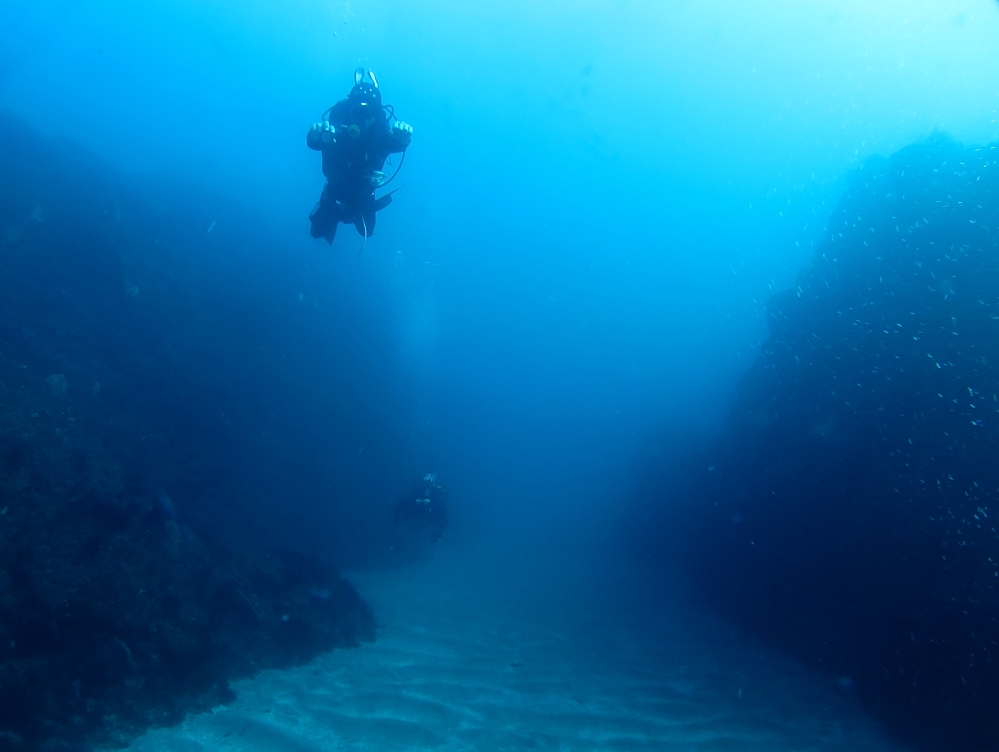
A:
[668, 135, 999, 750]
[0, 113, 381, 749]
[0, 111, 409, 558]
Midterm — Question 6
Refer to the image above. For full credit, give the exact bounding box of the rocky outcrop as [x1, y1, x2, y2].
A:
[0, 113, 377, 750]
[662, 135, 999, 751]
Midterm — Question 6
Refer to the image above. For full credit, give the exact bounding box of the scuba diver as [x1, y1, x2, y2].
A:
[391, 473, 449, 551]
[307, 67, 413, 247]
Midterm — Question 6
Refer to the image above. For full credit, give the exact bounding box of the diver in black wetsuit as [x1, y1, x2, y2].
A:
[307, 67, 413, 245]
[392, 473, 448, 545]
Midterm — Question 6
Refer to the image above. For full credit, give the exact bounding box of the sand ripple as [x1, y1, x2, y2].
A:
[124, 545, 903, 752]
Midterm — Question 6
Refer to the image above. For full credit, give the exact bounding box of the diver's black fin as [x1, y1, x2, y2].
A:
[373, 187, 402, 212]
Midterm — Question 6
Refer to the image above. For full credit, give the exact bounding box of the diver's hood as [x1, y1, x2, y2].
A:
[348, 67, 382, 107]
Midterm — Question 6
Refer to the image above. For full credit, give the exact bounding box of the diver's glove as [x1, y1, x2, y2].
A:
[367, 171, 387, 187]
[310, 120, 336, 144]
[391, 121, 413, 146]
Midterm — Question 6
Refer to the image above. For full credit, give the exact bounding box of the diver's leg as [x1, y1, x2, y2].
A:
[310, 211, 338, 244]
[349, 191, 378, 238]
[309, 186, 341, 244]
[308, 201, 324, 238]
[353, 207, 376, 237]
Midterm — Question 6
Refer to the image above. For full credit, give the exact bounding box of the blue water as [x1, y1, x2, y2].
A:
[2, 1, 999, 750]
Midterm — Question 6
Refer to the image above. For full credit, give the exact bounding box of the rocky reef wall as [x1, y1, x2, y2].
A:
[0, 113, 382, 749]
[658, 135, 999, 750]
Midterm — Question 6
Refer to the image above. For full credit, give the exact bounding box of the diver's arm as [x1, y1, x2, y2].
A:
[386, 120, 413, 153]
[307, 121, 336, 151]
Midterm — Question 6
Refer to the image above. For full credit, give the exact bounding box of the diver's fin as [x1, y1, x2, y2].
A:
[373, 187, 402, 212]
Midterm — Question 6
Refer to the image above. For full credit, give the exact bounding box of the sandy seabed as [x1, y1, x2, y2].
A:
[124, 538, 902, 752]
